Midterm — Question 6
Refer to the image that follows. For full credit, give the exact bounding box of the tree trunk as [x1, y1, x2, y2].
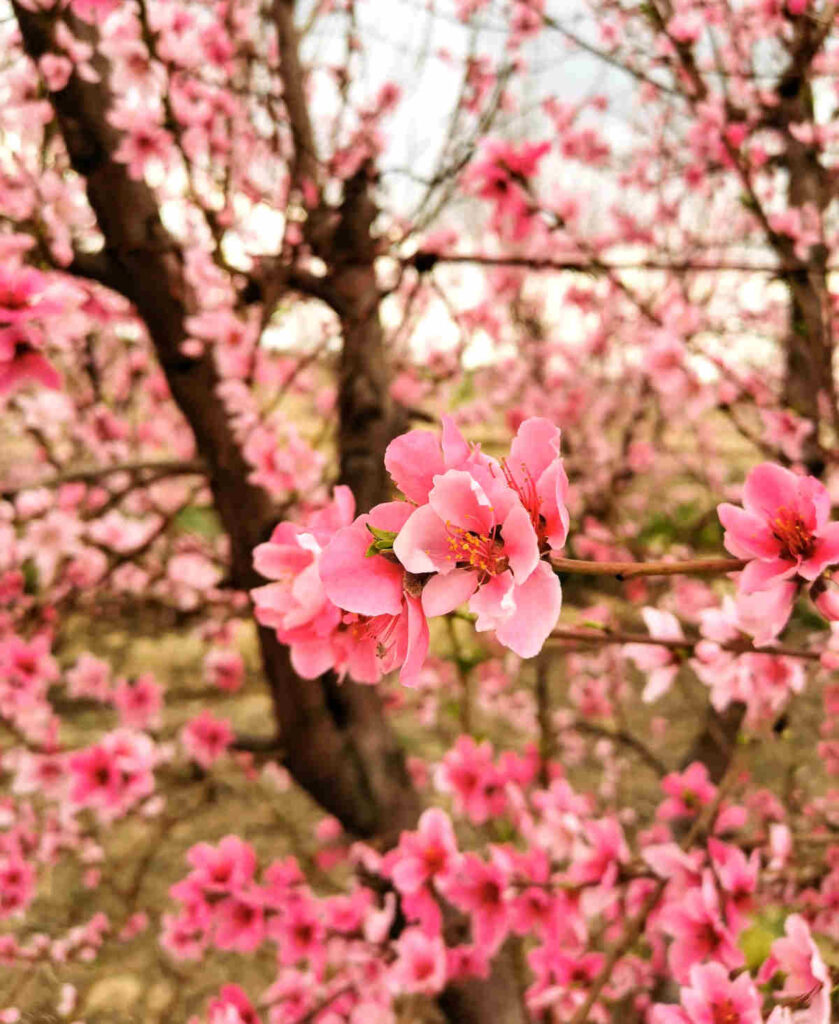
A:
[777, 32, 833, 476]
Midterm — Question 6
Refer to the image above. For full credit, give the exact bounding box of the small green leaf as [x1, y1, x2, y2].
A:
[366, 524, 398, 545]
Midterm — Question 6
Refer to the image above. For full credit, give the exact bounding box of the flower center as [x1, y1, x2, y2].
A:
[711, 998, 740, 1024]
[478, 879, 502, 906]
[422, 844, 447, 875]
[445, 523, 508, 578]
[771, 508, 815, 560]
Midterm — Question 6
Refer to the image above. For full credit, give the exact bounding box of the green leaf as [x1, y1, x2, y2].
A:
[366, 524, 398, 544]
[365, 523, 399, 556]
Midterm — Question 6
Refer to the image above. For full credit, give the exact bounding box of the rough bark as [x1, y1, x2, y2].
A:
[774, 17, 835, 476]
[332, 164, 397, 512]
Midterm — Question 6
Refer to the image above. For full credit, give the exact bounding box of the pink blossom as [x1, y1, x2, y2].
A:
[66, 653, 111, 701]
[243, 426, 325, 500]
[203, 648, 245, 693]
[180, 711, 234, 769]
[661, 874, 744, 983]
[38, 54, 72, 92]
[659, 763, 716, 821]
[320, 501, 430, 685]
[390, 928, 447, 994]
[68, 730, 157, 819]
[185, 836, 257, 893]
[445, 853, 510, 955]
[112, 674, 162, 730]
[388, 808, 460, 895]
[462, 138, 551, 241]
[214, 890, 265, 953]
[707, 839, 758, 928]
[0, 854, 35, 920]
[668, 962, 762, 1024]
[271, 898, 325, 966]
[252, 488, 354, 678]
[0, 266, 58, 322]
[719, 463, 839, 593]
[383, 414, 476, 504]
[435, 736, 507, 824]
[758, 915, 830, 1024]
[206, 985, 261, 1024]
[110, 107, 172, 181]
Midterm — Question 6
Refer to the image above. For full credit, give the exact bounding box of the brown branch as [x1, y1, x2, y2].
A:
[423, 252, 822, 275]
[550, 556, 746, 580]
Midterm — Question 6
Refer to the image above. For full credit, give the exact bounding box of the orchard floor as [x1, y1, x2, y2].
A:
[1, 585, 829, 1024]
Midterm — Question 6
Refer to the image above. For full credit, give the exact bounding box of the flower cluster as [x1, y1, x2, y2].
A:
[253, 417, 569, 685]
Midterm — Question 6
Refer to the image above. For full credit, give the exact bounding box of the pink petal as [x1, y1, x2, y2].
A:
[441, 415, 470, 465]
[393, 504, 454, 574]
[321, 521, 404, 616]
[428, 470, 494, 535]
[495, 562, 562, 658]
[469, 572, 515, 632]
[509, 417, 561, 481]
[642, 665, 678, 703]
[738, 557, 797, 594]
[385, 431, 445, 503]
[369, 501, 414, 533]
[253, 541, 312, 580]
[801, 520, 839, 578]
[290, 640, 335, 679]
[500, 503, 539, 582]
[538, 460, 570, 550]
[798, 475, 831, 530]
[742, 463, 799, 519]
[421, 568, 479, 617]
[641, 607, 683, 642]
[717, 504, 779, 559]
[399, 595, 430, 687]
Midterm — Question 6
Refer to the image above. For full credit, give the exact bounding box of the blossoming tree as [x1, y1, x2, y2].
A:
[3, 1, 839, 1023]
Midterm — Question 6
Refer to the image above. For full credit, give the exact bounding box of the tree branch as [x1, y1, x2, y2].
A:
[551, 556, 746, 580]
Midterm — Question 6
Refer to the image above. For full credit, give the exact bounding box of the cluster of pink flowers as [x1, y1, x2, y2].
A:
[163, 746, 833, 1024]
[652, 914, 829, 1024]
[67, 728, 158, 821]
[253, 417, 569, 685]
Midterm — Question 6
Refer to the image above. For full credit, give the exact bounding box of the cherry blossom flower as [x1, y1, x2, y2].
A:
[387, 808, 460, 895]
[390, 929, 447, 995]
[180, 711, 234, 769]
[658, 961, 761, 1024]
[719, 463, 839, 594]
